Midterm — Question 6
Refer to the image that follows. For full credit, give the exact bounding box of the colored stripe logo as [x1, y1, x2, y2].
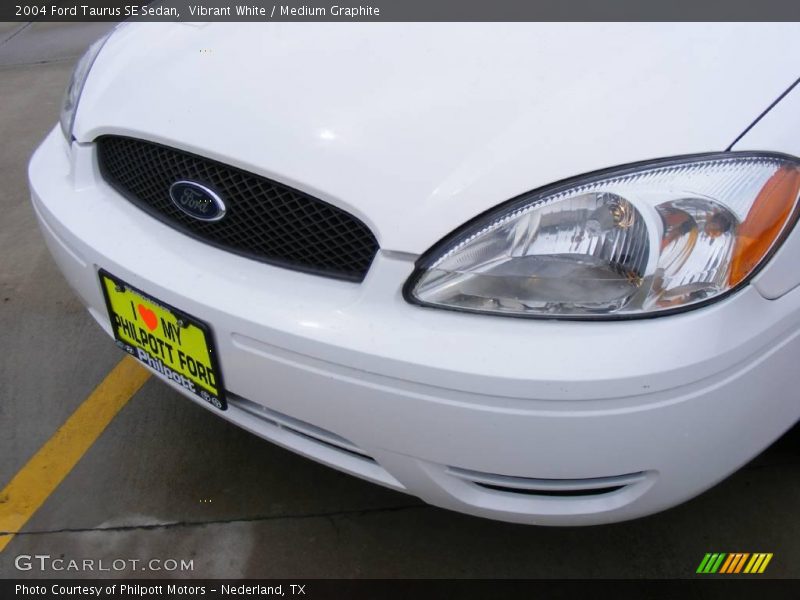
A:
[697, 553, 773, 574]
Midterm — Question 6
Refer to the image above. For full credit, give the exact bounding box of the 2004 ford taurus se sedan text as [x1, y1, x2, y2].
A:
[29, 23, 800, 525]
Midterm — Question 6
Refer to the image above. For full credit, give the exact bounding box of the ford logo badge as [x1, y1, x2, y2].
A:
[169, 180, 227, 222]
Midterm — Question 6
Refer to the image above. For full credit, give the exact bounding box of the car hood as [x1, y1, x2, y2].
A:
[76, 22, 800, 254]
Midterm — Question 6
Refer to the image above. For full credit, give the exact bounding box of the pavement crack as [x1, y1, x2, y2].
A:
[0, 55, 81, 70]
[0, 22, 32, 49]
[0, 503, 429, 538]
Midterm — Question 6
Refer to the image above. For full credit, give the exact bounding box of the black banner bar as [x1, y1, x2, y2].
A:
[3, 580, 800, 600]
[4, 0, 800, 22]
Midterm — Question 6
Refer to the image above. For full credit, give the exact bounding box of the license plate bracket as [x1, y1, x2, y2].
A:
[98, 269, 226, 410]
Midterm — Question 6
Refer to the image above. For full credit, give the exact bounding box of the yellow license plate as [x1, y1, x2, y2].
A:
[99, 270, 226, 410]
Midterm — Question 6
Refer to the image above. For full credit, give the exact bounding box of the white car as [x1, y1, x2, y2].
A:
[29, 23, 800, 525]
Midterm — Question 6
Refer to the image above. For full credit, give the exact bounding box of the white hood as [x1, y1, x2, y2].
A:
[75, 22, 800, 253]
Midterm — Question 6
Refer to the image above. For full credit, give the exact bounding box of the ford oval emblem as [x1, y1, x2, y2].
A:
[169, 180, 227, 222]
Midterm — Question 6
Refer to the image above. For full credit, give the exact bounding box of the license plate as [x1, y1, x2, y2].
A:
[99, 270, 226, 410]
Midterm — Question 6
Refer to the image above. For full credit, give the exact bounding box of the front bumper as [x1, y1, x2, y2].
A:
[29, 127, 800, 525]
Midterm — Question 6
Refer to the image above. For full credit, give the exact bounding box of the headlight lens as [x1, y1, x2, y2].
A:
[59, 32, 111, 140]
[406, 153, 800, 319]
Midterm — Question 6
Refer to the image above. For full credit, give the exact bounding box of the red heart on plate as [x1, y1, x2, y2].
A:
[137, 304, 158, 332]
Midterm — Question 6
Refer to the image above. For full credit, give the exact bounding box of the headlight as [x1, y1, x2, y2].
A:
[59, 32, 112, 140]
[405, 153, 800, 319]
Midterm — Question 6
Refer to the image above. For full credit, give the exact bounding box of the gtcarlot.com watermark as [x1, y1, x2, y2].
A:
[14, 554, 194, 573]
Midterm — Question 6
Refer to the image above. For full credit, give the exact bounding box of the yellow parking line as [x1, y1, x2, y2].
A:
[0, 356, 150, 553]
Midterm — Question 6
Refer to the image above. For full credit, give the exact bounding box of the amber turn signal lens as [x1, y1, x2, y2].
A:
[729, 165, 800, 286]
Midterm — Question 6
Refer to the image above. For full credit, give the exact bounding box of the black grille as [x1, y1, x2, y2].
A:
[96, 135, 379, 281]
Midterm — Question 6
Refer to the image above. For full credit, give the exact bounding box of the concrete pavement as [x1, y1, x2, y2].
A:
[1, 23, 799, 579]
